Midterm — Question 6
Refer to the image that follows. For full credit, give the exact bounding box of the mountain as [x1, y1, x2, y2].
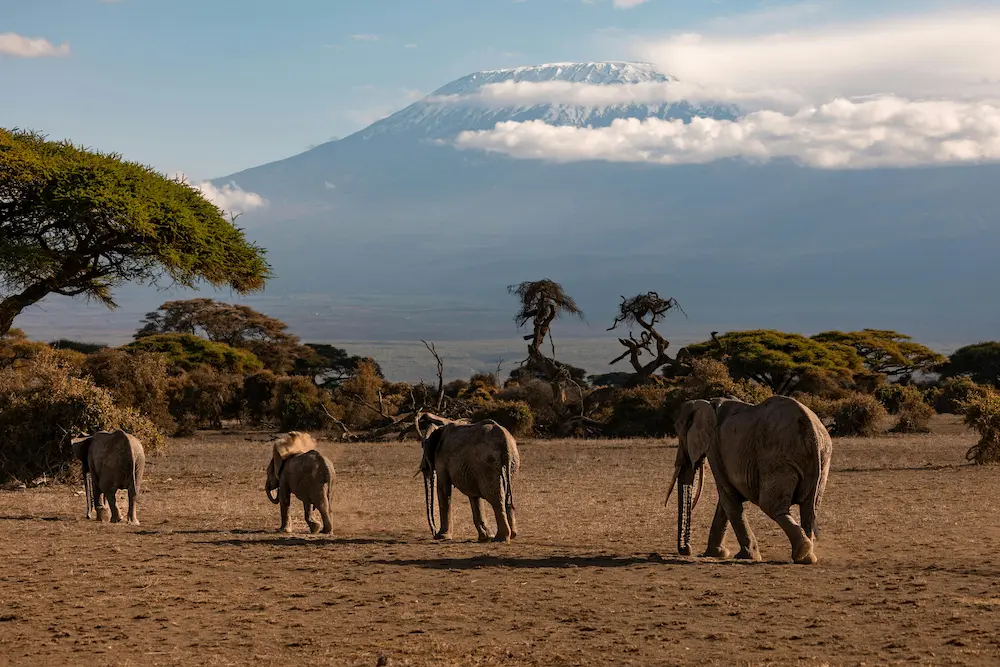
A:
[17, 62, 1000, 379]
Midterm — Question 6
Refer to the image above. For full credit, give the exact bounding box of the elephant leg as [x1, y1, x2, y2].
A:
[469, 497, 492, 542]
[505, 497, 517, 540]
[126, 486, 139, 526]
[92, 480, 108, 523]
[489, 496, 512, 543]
[799, 492, 818, 542]
[316, 489, 333, 534]
[760, 481, 815, 564]
[702, 500, 731, 559]
[434, 476, 453, 540]
[278, 493, 292, 533]
[106, 488, 122, 524]
[720, 493, 760, 561]
[304, 501, 321, 534]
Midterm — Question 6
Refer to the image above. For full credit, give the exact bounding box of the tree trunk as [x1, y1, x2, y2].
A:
[0, 283, 54, 336]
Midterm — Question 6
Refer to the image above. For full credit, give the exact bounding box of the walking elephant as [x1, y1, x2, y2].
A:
[265, 431, 336, 534]
[419, 418, 519, 543]
[71, 430, 146, 525]
[665, 395, 832, 564]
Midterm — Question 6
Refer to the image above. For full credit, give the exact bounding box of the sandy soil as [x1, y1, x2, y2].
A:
[2, 416, 999, 666]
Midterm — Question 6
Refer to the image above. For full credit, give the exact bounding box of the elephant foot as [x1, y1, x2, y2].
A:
[308, 521, 321, 534]
[477, 533, 492, 543]
[491, 533, 511, 543]
[678, 546, 691, 557]
[735, 547, 762, 562]
[320, 525, 332, 535]
[278, 526, 292, 534]
[128, 518, 140, 526]
[702, 545, 730, 559]
[110, 515, 122, 524]
[792, 541, 817, 565]
[97, 508, 111, 523]
[433, 532, 451, 541]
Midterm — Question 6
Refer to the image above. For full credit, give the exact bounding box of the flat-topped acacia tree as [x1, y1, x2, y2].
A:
[0, 128, 271, 335]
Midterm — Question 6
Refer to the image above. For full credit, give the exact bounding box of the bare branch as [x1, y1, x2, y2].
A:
[421, 339, 445, 411]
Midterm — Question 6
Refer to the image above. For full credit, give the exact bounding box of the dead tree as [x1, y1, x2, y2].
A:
[608, 291, 688, 385]
[421, 339, 445, 411]
[507, 279, 584, 396]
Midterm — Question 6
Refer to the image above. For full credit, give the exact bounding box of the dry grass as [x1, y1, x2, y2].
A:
[2, 415, 1000, 666]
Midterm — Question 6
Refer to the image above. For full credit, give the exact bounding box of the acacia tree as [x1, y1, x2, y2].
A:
[607, 291, 687, 385]
[938, 342, 1000, 388]
[685, 329, 864, 395]
[0, 129, 269, 335]
[135, 298, 303, 372]
[811, 329, 945, 380]
[291, 343, 383, 388]
[507, 279, 585, 386]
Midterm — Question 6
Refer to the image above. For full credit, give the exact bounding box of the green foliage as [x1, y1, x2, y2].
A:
[49, 339, 107, 355]
[292, 343, 378, 388]
[241, 370, 278, 426]
[926, 377, 992, 414]
[587, 372, 633, 388]
[685, 329, 864, 395]
[166, 366, 243, 432]
[135, 298, 304, 372]
[812, 329, 945, 379]
[874, 384, 908, 414]
[792, 393, 837, 423]
[471, 400, 535, 438]
[81, 348, 173, 432]
[272, 376, 340, 431]
[938, 342, 1000, 388]
[830, 393, 887, 437]
[0, 128, 270, 335]
[333, 358, 386, 429]
[124, 333, 262, 375]
[890, 389, 935, 434]
[605, 385, 676, 438]
[961, 389, 1000, 464]
[0, 348, 163, 482]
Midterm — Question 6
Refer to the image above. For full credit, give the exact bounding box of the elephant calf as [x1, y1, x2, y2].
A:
[419, 419, 519, 543]
[265, 431, 336, 534]
[72, 430, 145, 525]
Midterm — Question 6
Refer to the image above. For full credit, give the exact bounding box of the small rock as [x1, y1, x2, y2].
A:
[377, 656, 389, 666]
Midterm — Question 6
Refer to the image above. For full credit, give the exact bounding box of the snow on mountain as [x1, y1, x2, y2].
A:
[352, 61, 741, 141]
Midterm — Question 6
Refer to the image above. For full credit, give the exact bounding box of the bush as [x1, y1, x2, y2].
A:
[334, 358, 386, 429]
[242, 370, 279, 426]
[471, 400, 535, 438]
[874, 384, 908, 414]
[605, 385, 676, 437]
[926, 377, 992, 414]
[0, 349, 163, 482]
[124, 333, 263, 374]
[793, 393, 837, 423]
[272, 376, 340, 431]
[167, 366, 243, 431]
[890, 390, 935, 434]
[82, 349, 174, 432]
[830, 393, 888, 437]
[961, 390, 1000, 464]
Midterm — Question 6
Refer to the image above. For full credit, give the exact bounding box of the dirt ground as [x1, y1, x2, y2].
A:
[2, 416, 999, 666]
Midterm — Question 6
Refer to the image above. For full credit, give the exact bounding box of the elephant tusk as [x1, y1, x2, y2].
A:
[692, 463, 705, 511]
[664, 465, 680, 507]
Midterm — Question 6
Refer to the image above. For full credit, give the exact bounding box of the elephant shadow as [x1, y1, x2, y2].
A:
[0, 515, 63, 522]
[199, 536, 407, 547]
[369, 553, 693, 570]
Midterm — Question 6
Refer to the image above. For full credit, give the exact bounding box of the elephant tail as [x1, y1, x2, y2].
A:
[502, 457, 515, 518]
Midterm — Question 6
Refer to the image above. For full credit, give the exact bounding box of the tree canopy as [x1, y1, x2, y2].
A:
[0, 128, 270, 335]
[292, 343, 383, 388]
[811, 329, 945, 379]
[685, 329, 864, 394]
[136, 298, 301, 372]
[123, 332, 263, 375]
[607, 291, 685, 383]
[938, 342, 1000, 388]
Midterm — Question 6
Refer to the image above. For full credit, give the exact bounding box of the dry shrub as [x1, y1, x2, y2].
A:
[606, 385, 675, 437]
[242, 370, 278, 426]
[793, 393, 837, 423]
[927, 377, 992, 414]
[960, 390, 1000, 464]
[874, 384, 908, 414]
[470, 400, 535, 438]
[272, 376, 340, 431]
[335, 358, 386, 429]
[830, 393, 888, 437]
[167, 366, 243, 432]
[0, 349, 163, 482]
[889, 387, 935, 434]
[82, 348, 174, 432]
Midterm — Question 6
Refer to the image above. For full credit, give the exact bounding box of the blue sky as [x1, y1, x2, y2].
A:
[0, 0, 971, 180]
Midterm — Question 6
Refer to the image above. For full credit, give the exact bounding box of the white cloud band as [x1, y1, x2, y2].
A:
[454, 96, 1000, 170]
[192, 180, 268, 216]
[0, 32, 70, 58]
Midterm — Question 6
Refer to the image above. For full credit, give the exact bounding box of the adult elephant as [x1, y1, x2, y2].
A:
[419, 419, 519, 543]
[665, 395, 832, 565]
[71, 430, 146, 525]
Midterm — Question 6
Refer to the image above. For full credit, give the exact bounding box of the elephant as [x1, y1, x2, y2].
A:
[419, 418, 519, 543]
[265, 431, 335, 534]
[665, 395, 832, 565]
[71, 430, 145, 525]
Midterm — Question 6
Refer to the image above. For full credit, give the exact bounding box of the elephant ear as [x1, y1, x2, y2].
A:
[421, 426, 445, 469]
[680, 400, 718, 463]
[71, 436, 92, 461]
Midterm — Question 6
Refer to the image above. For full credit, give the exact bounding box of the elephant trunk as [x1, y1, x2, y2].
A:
[83, 471, 94, 519]
[677, 480, 693, 556]
[423, 470, 438, 536]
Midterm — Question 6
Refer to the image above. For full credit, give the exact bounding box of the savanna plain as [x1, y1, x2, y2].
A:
[1, 416, 999, 667]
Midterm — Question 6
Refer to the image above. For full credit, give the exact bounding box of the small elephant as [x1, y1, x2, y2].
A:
[666, 395, 832, 565]
[419, 419, 519, 543]
[265, 431, 335, 534]
[71, 430, 145, 525]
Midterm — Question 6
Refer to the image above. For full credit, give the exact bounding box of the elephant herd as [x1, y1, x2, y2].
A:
[71, 394, 833, 564]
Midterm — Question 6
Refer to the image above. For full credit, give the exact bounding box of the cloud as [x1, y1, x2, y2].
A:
[404, 43, 418, 49]
[636, 8, 1000, 100]
[350, 34, 380, 42]
[429, 79, 805, 113]
[613, 0, 650, 8]
[0, 32, 70, 58]
[454, 96, 1000, 170]
[180, 177, 268, 216]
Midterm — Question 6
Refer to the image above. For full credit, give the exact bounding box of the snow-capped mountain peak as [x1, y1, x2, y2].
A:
[352, 61, 738, 141]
